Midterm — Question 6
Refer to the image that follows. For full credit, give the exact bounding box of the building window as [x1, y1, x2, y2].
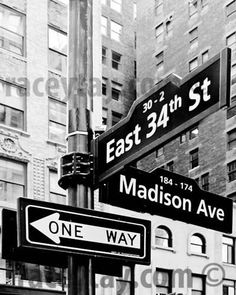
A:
[2, 261, 66, 291]
[101, 16, 108, 36]
[231, 63, 236, 85]
[228, 129, 236, 150]
[49, 170, 66, 205]
[112, 51, 122, 70]
[156, 269, 172, 294]
[166, 18, 173, 36]
[189, 57, 198, 72]
[155, 226, 172, 247]
[111, 0, 122, 13]
[189, 27, 198, 49]
[0, 158, 25, 204]
[189, 0, 198, 17]
[190, 148, 199, 169]
[192, 275, 205, 295]
[155, 0, 163, 15]
[190, 233, 206, 254]
[48, 98, 66, 143]
[48, 27, 67, 74]
[102, 77, 107, 96]
[167, 161, 174, 172]
[0, 5, 25, 56]
[111, 21, 122, 42]
[226, 0, 236, 17]
[201, 173, 209, 191]
[228, 192, 236, 202]
[111, 81, 122, 101]
[228, 160, 236, 182]
[226, 32, 236, 52]
[102, 107, 108, 126]
[189, 126, 199, 140]
[180, 133, 187, 143]
[202, 50, 209, 63]
[223, 280, 235, 295]
[0, 80, 25, 130]
[155, 23, 164, 43]
[222, 236, 235, 264]
[156, 51, 164, 74]
[112, 111, 122, 126]
[102, 46, 107, 65]
[116, 266, 132, 295]
[156, 147, 164, 157]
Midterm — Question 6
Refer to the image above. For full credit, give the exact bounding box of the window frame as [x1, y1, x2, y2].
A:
[49, 169, 66, 204]
[222, 236, 235, 264]
[102, 46, 107, 65]
[0, 80, 26, 131]
[190, 233, 206, 254]
[111, 81, 122, 101]
[48, 26, 67, 74]
[189, 57, 198, 72]
[155, 23, 164, 43]
[192, 274, 205, 295]
[226, 0, 236, 17]
[228, 129, 236, 150]
[189, 0, 198, 17]
[0, 158, 26, 203]
[110, 0, 122, 13]
[228, 160, 236, 182]
[111, 51, 122, 70]
[101, 16, 108, 36]
[155, 268, 172, 294]
[190, 148, 199, 169]
[0, 4, 26, 56]
[110, 20, 122, 42]
[201, 173, 209, 191]
[48, 97, 67, 143]
[189, 27, 198, 49]
[189, 126, 199, 140]
[155, 0, 163, 16]
[112, 111, 122, 126]
[155, 225, 173, 248]
[156, 51, 164, 74]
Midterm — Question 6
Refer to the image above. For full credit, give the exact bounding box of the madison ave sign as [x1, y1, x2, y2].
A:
[17, 198, 151, 264]
[100, 167, 233, 233]
[93, 48, 231, 185]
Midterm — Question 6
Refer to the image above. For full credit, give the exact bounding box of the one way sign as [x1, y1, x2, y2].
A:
[17, 198, 151, 265]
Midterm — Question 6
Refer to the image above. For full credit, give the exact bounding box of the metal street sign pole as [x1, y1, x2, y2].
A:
[67, 1, 94, 295]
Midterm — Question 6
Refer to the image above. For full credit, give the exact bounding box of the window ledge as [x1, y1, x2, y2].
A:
[0, 125, 30, 138]
[0, 48, 27, 63]
[187, 252, 209, 258]
[189, 166, 199, 173]
[152, 245, 176, 253]
[47, 139, 66, 148]
[223, 262, 236, 268]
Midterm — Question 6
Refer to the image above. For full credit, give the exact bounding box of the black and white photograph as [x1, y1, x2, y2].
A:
[0, 0, 235, 294]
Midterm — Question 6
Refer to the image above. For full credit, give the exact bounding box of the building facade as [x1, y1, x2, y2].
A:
[135, 0, 236, 294]
[0, 0, 136, 294]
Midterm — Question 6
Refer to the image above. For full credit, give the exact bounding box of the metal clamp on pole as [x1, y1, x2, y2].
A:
[58, 152, 94, 190]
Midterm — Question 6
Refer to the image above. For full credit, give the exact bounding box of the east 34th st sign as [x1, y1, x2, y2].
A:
[93, 48, 231, 186]
[17, 198, 151, 265]
[100, 167, 233, 233]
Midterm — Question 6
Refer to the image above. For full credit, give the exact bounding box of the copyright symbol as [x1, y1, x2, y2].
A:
[202, 263, 225, 287]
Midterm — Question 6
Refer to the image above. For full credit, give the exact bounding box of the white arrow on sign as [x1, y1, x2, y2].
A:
[30, 213, 141, 249]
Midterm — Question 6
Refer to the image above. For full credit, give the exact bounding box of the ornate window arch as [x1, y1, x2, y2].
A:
[155, 225, 172, 248]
